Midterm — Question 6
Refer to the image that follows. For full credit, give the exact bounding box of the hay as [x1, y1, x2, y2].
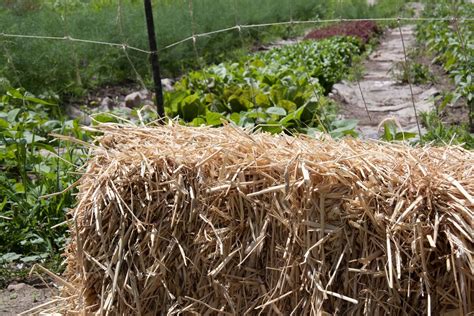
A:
[62, 123, 473, 315]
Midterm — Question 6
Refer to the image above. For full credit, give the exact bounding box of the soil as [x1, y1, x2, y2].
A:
[0, 276, 58, 315]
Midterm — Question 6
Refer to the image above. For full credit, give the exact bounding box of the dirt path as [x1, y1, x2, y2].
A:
[331, 4, 438, 139]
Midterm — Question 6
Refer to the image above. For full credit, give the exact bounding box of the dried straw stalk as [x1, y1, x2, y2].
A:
[61, 123, 473, 315]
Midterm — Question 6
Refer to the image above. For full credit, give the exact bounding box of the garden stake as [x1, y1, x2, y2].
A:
[143, 0, 165, 119]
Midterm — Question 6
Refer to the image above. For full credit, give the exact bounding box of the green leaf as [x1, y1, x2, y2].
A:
[0, 253, 21, 263]
[266, 107, 287, 116]
[383, 123, 394, 142]
[0, 118, 9, 129]
[7, 89, 23, 99]
[93, 113, 118, 124]
[180, 94, 205, 122]
[332, 119, 358, 131]
[206, 111, 223, 126]
[190, 117, 206, 126]
[394, 132, 417, 141]
[229, 112, 240, 124]
[278, 100, 297, 112]
[14, 182, 25, 194]
[7, 108, 21, 122]
[228, 95, 252, 112]
[24, 96, 55, 106]
[280, 105, 306, 126]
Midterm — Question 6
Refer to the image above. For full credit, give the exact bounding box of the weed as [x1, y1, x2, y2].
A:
[391, 61, 435, 84]
[420, 111, 474, 149]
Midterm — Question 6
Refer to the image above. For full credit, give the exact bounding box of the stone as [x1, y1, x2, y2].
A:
[161, 78, 174, 92]
[65, 105, 91, 125]
[7, 283, 27, 292]
[125, 91, 147, 108]
[98, 97, 115, 112]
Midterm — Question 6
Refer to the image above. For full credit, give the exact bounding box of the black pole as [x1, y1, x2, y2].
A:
[143, 0, 165, 119]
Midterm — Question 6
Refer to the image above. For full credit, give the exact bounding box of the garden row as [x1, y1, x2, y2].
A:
[415, 2, 474, 147]
[0, 0, 407, 95]
[166, 36, 364, 137]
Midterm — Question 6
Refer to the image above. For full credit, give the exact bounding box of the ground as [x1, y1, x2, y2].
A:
[0, 276, 58, 315]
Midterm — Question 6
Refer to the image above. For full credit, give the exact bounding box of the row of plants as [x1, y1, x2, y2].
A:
[0, 89, 90, 269]
[416, 2, 474, 133]
[0, 0, 407, 95]
[165, 36, 364, 137]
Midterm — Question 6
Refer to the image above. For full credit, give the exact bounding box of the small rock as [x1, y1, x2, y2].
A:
[7, 282, 27, 292]
[65, 105, 91, 125]
[125, 91, 147, 108]
[98, 97, 115, 112]
[139, 89, 151, 98]
[161, 78, 174, 92]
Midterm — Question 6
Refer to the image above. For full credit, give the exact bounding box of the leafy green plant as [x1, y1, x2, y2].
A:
[0, 89, 89, 261]
[391, 61, 435, 85]
[417, 2, 474, 131]
[165, 36, 362, 136]
[379, 120, 417, 142]
[420, 111, 474, 149]
[0, 0, 408, 95]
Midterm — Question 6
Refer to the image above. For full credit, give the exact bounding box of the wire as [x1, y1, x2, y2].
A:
[1, 16, 472, 54]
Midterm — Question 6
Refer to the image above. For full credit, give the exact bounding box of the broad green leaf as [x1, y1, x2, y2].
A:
[7, 108, 21, 122]
[190, 117, 206, 126]
[229, 112, 240, 124]
[266, 107, 287, 116]
[0, 118, 9, 129]
[278, 100, 297, 112]
[206, 111, 223, 126]
[92, 113, 117, 124]
[395, 132, 418, 141]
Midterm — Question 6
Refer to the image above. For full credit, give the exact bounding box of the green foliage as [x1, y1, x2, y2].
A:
[0, 89, 89, 262]
[0, 0, 405, 95]
[391, 61, 435, 84]
[165, 37, 362, 135]
[420, 111, 474, 148]
[379, 120, 417, 142]
[417, 2, 474, 131]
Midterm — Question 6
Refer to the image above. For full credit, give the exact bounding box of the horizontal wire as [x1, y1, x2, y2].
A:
[1, 16, 472, 54]
[0, 33, 152, 54]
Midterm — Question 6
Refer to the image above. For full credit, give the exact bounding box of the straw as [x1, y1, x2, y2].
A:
[52, 123, 474, 314]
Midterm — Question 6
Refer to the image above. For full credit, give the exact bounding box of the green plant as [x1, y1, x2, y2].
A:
[379, 119, 417, 142]
[0, 0, 407, 96]
[417, 2, 474, 131]
[420, 111, 474, 148]
[164, 36, 362, 136]
[0, 89, 89, 261]
[391, 61, 435, 84]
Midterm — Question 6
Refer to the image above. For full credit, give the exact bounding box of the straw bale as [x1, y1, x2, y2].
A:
[62, 124, 473, 315]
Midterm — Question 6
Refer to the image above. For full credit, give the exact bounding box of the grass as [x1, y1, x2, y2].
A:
[0, 0, 407, 95]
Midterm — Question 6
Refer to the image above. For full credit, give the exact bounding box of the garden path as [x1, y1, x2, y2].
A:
[330, 3, 439, 139]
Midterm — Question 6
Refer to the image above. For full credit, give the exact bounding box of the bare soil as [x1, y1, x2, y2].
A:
[0, 277, 58, 315]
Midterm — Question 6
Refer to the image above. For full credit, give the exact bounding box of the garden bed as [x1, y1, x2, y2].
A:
[304, 20, 380, 43]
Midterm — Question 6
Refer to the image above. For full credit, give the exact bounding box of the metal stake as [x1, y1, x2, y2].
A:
[143, 0, 165, 119]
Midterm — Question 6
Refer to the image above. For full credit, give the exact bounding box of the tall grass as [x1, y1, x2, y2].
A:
[0, 0, 406, 94]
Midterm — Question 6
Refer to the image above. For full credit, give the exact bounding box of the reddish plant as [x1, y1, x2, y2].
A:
[304, 21, 380, 43]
